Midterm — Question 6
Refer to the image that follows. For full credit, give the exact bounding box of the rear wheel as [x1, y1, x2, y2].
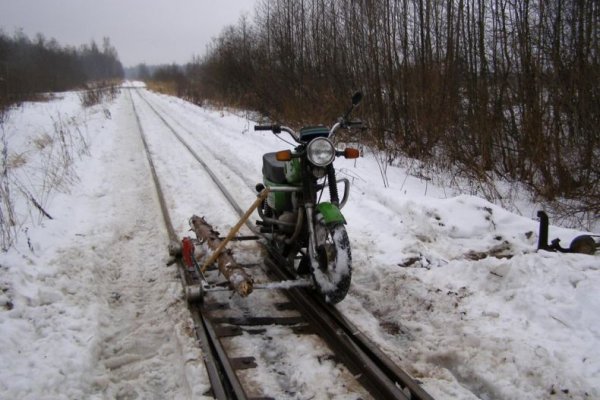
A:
[310, 221, 352, 304]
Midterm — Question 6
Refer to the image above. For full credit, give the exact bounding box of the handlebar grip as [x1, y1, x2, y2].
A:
[346, 120, 367, 130]
[254, 124, 281, 133]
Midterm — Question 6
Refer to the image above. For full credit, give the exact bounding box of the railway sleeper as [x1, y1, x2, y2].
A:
[211, 316, 313, 338]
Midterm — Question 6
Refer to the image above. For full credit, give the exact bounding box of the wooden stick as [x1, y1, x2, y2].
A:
[201, 188, 270, 272]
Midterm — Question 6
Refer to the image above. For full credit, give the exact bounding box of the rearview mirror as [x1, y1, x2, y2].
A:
[352, 91, 363, 106]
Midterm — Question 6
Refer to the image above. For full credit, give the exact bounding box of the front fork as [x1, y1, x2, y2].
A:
[305, 203, 321, 272]
[261, 176, 350, 272]
[305, 201, 347, 272]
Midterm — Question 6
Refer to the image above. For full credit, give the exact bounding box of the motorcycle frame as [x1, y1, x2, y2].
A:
[259, 154, 351, 271]
[258, 178, 350, 231]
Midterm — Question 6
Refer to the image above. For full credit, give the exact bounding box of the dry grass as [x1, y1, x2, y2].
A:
[33, 133, 54, 150]
[7, 153, 27, 168]
[79, 81, 120, 108]
[0, 94, 102, 249]
[146, 81, 178, 96]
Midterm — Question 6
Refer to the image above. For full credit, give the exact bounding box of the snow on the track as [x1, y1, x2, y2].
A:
[0, 83, 598, 399]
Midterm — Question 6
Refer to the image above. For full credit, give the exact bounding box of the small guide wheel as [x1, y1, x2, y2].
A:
[186, 284, 204, 303]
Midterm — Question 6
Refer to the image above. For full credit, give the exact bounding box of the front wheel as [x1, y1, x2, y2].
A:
[311, 222, 352, 304]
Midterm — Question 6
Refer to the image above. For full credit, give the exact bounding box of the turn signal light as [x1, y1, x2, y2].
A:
[276, 150, 292, 161]
[344, 148, 360, 159]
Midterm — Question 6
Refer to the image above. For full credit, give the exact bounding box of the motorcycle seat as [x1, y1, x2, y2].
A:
[262, 152, 287, 184]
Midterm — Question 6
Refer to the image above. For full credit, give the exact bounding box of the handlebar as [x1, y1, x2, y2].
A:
[254, 91, 363, 142]
[254, 120, 364, 144]
[347, 120, 365, 128]
[254, 124, 300, 142]
[254, 124, 281, 133]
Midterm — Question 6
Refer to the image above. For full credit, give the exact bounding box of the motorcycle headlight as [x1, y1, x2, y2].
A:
[307, 137, 335, 167]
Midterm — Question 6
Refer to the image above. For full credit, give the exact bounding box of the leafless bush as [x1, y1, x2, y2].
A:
[0, 128, 16, 250]
[79, 82, 120, 108]
[33, 114, 88, 204]
[0, 108, 92, 250]
[181, 0, 598, 230]
[0, 105, 7, 126]
[80, 87, 103, 107]
[545, 195, 600, 232]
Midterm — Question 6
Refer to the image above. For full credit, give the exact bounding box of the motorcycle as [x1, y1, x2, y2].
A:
[254, 92, 363, 303]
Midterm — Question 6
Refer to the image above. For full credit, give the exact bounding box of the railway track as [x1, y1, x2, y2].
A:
[128, 88, 434, 400]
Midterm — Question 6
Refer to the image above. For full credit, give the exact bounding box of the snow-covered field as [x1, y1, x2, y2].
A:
[0, 84, 598, 399]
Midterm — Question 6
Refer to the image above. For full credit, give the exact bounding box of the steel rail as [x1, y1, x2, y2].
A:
[128, 89, 246, 400]
[133, 88, 435, 400]
[133, 90, 257, 235]
[264, 252, 433, 400]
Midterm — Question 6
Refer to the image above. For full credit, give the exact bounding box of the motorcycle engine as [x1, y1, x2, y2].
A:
[278, 211, 297, 234]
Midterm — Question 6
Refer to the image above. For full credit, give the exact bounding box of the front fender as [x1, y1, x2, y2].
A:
[316, 202, 346, 225]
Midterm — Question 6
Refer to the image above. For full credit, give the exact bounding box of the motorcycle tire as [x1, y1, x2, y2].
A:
[311, 222, 352, 304]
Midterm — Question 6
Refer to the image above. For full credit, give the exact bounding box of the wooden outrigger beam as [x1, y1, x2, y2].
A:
[188, 189, 269, 297]
[190, 215, 254, 297]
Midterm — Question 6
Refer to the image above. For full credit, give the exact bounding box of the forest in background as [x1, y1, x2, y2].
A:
[144, 0, 598, 226]
[0, 31, 124, 113]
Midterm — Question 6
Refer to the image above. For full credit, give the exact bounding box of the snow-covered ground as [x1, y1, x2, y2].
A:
[0, 84, 598, 399]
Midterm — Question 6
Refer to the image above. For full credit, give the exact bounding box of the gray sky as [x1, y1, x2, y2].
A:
[0, 0, 256, 67]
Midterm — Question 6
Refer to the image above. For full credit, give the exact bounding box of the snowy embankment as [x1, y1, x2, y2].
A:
[0, 84, 598, 399]
[0, 89, 208, 399]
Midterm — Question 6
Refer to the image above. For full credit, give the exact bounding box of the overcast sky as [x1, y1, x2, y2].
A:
[0, 0, 257, 67]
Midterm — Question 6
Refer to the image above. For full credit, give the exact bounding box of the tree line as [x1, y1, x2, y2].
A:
[167, 0, 597, 221]
[0, 31, 124, 112]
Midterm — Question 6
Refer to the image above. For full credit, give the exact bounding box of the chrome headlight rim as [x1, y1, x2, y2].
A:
[307, 137, 335, 167]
